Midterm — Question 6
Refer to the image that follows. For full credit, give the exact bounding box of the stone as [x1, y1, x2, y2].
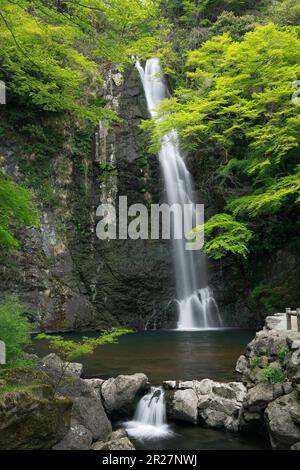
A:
[91, 436, 135, 450]
[273, 383, 283, 399]
[40, 353, 83, 379]
[265, 315, 286, 331]
[53, 424, 93, 450]
[194, 378, 214, 396]
[265, 392, 300, 449]
[290, 349, 300, 367]
[163, 381, 176, 390]
[290, 442, 300, 450]
[235, 355, 249, 375]
[290, 406, 300, 425]
[71, 396, 112, 441]
[101, 373, 148, 417]
[283, 382, 293, 394]
[246, 383, 274, 412]
[168, 389, 198, 424]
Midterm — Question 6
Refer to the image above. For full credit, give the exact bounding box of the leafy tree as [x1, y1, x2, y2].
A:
[36, 327, 134, 391]
[0, 175, 38, 250]
[0, 297, 32, 368]
[148, 23, 300, 259]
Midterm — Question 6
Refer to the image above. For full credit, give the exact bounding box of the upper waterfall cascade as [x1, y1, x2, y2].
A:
[136, 58, 222, 330]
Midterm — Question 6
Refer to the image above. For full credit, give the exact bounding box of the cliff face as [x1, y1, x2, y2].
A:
[0, 65, 176, 331]
[1, 61, 298, 331]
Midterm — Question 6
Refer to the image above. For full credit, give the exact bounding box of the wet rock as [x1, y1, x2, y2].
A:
[235, 355, 249, 375]
[101, 373, 148, 418]
[265, 392, 300, 449]
[53, 424, 93, 450]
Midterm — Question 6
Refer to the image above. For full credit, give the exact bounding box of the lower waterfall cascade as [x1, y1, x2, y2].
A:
[124, 387, 173, 440]
[136, 58, 222, 330]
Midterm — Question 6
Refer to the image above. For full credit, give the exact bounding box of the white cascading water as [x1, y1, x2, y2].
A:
[125, 386, 172, 440]
[136, 58, 222, 330]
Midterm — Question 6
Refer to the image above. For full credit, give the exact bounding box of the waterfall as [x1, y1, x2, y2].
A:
[125, 386, 172, 440]
[136, 58, 222, 330]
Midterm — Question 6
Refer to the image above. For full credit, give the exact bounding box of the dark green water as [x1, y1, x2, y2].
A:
[32, 329, 254, 383]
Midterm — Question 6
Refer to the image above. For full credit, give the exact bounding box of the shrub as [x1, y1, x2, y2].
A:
[258, 367, 285, 384]
[0, 297, 32, 368]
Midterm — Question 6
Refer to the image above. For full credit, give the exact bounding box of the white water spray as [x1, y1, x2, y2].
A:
[125, 386, 172, 440]
[136, 58, 222, 329]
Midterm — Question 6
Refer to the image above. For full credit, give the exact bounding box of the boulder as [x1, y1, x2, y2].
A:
[246, 383, 274, 412]
[53, 424, 93, 450]
[167, 389, 198, 424]
[71, 396, 112, 441]
[290, 442, 300, 450]
[40, 353, 83, 380]
[92, 436, 135, 450]
[265, 392, 300, 449]
[196, 381, 246, 432]
[235, 355, 250, 376]
[101, 373, 148, 417]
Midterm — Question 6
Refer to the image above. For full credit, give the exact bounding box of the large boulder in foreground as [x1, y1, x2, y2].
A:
[265, 391, 300, 450]
[0, 369, 71, 450]
[101, 373, 148, 418]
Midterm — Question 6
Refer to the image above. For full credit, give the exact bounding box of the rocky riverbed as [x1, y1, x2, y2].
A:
[0, 314, 299, 450]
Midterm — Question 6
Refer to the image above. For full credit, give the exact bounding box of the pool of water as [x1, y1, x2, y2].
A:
[32, 329, 254, 384]
[32, 328, 270, 450]
[128, 423, 269, 450]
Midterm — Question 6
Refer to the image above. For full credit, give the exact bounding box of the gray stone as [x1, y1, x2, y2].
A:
[163, 381, 176, 390]
[290, 442, 300, 450]
[53, 424, 93, 450]
[71, 396, 112, 441]
[168, 389, 198, 424]
[265, 392, 300, 449]
[92, 436, 135, 450]
[235, 355, 249, 375]
[291, 349, 300, 367]
[194, 378, 214, 396]
[246, 383, 274, 412]
[101, 373, 148, 417]
[265, 315, 286, 331]
[40, 353, 83, 379]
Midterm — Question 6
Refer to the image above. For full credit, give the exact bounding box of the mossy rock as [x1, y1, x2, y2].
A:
[0, 368, 52, 387]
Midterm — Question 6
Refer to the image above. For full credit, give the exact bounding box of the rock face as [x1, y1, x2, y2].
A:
[101, 373, 148, 418]
[0, 369, 72, 450]
[0, 64, 176, 331]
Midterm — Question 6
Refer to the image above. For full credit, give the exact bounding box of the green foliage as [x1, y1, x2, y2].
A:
[258, 366, 285, 384]
[277, 346, 290, 365]
[36, 328, 134, 391]
[150, 21, 300, 259]
[0, 1, 167, 122]
[193, 213, 252, 259]
[0, 297, 32, 368]
[0, 175, 38, 250]
[248, 284, 279, 312]
[36, 327, 134, 362]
